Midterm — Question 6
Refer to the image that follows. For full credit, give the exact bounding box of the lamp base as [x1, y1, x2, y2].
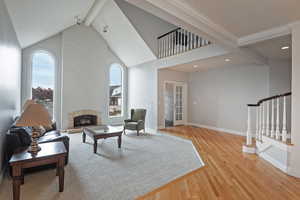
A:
[28, 146, 41, 154]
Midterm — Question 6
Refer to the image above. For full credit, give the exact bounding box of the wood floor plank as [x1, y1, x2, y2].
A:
[137, 126, 300, 200]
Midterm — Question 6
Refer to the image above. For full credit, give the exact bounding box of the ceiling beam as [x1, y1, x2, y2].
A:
[126, 0, 238, 49]
[85, 0, 108, 26]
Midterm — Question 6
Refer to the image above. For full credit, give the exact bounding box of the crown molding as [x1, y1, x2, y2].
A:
[238, 20, 300, 46]
[238, 25, 292, 46]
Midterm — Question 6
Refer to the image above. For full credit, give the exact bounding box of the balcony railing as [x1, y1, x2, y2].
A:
[157, 27, 211, 59]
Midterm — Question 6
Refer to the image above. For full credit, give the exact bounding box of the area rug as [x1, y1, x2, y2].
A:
[0, 132, 204, 200]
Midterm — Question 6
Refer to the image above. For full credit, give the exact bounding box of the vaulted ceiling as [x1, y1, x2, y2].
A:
[4, 0, 95, 48]
[182, 0, 300, 37]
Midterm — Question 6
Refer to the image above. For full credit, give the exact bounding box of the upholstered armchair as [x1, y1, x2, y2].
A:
[124, 109, 147, 136]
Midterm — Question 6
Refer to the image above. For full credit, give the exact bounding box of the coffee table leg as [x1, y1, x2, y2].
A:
[94, 139, 97, 153]
[82, 132, 86, 143]
[118, 135, 122, 148]
[58, 158, 65, 192]
[12, 166, 22, 200]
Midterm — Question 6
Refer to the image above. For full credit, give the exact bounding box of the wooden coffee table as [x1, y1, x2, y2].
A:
[9, 142, 67, 200]
[82, 125, 123, 153]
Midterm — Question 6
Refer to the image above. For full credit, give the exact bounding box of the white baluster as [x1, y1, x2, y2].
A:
[256, 106, 259, 140]
[270, 99, 275, 138]
[259, 105, 263, 140]
[275, 98, 281, 140]
[266, 101, 270, 136]
[262, 102, 266, 136]
[282, 96, 287, 142]
[246, 106, 252, 146]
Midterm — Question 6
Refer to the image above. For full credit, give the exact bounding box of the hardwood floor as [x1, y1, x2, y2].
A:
[137, 126, 300, 200]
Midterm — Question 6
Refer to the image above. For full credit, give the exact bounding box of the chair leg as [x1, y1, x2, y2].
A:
[123, 128, 126, 135]
[137, 129, 139, 136]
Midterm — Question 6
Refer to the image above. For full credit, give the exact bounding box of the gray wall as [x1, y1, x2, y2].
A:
[0, 0, 21, 182]
[115, 0, 177, 56]
[61, 25, 127, 129]
[187, 61, 291, 134]
[188, 64, 270, 134]
[22, 34, 62, 127]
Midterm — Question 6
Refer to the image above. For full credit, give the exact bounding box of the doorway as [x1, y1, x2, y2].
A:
[164, 81, 187, 128]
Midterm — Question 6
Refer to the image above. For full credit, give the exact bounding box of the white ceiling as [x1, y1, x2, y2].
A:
[92, 0, 156, 67]
[168, 52, 258, 73]
[246, 35, 291, 60]
[4, 0, 95, 48]
[181, 0, 300, 37]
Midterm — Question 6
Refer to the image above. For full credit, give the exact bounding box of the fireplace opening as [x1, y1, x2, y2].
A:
[74, 115, 97, 128]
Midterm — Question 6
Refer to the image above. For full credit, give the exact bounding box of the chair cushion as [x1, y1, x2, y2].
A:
[125, 122, 138, 130]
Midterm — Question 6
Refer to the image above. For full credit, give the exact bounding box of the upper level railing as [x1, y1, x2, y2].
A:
[245, 92, 292, 147]
[157, 27, 211, 59]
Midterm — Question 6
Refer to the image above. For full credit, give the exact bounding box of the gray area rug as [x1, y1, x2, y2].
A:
[0, 132, 203, 200]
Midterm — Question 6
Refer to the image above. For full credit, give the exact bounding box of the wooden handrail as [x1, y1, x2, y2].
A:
[157, 28, 181, 39]
[248, 92, 291, 107]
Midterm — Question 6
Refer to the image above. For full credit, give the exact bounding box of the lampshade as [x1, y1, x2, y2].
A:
[22, 99, 35, 111]
[16, 103, 52, 127]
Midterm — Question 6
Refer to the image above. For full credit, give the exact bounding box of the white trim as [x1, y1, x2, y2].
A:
[258, 152, 288, 173]
[162, 81, 188, 128]
[85, 0, 108, 26]
[237, 21, 300, 46]
[188, 123, 245, 136]
[238, 25, 291, 46]
[242, 145, 256, 154]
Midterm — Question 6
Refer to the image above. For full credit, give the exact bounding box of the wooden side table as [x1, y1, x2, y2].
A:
[9, 142, 67, 200]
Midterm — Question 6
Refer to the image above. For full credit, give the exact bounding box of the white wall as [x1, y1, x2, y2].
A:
[128, 63, 157, 131]
[115, 0, 177, 56]
[61, 25, 127, 129]
[188, 64, 270, 134]
[289, 23, 300, 178]
[0, 0, 21, 182]
[22, 34, 62, 127]
[158, 69, 189, 128]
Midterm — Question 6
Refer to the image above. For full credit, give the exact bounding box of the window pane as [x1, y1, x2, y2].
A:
[109, 64, 122, 117]
[32, 52, 55, 118]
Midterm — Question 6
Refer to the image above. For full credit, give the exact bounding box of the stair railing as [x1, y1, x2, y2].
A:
[157, 27, 211, 59]
[246, 92, 292, 146]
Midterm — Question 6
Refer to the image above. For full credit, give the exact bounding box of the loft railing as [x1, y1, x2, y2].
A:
[157, 27, 211, 59]
[245, 92, 292, 147]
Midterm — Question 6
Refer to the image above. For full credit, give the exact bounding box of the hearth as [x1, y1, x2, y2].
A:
[74, 115, 97, 128]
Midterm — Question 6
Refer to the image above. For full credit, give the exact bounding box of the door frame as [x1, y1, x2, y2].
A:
[163, 80, 188, 128]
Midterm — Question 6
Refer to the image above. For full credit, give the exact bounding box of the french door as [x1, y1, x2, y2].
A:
[173, 83, 187, 126]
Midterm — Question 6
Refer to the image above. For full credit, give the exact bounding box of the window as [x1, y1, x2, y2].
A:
[31, 51, 55, 118]
[109, 64, 123, 117]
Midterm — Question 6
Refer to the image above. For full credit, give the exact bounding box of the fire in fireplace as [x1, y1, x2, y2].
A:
[73, 115, 97, 128]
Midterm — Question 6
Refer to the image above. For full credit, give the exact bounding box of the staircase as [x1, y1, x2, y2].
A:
[157, 27, 211, 59]
[243, 92, 292, 172]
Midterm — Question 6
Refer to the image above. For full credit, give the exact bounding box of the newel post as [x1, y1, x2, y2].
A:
[243, 105, 256, 154]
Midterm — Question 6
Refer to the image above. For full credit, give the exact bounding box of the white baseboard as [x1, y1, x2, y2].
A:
[258, 152, 288, 173]
[187, 123, 245, 136]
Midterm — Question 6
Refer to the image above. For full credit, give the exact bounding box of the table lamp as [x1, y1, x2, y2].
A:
[16, 103, 52, 154]
[22, 99, 35, 111]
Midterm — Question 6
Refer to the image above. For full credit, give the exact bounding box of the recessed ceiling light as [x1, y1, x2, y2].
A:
[281, 46, 290, 50]
[193, 65, 198, 68]
[225, 58, 231, 62]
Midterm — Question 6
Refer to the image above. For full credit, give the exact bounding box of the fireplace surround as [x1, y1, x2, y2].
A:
[68, 110, 101, 129]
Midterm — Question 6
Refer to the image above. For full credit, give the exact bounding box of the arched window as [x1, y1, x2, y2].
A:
[31, 51, 55, 118]
[109, 64, 123, 117]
